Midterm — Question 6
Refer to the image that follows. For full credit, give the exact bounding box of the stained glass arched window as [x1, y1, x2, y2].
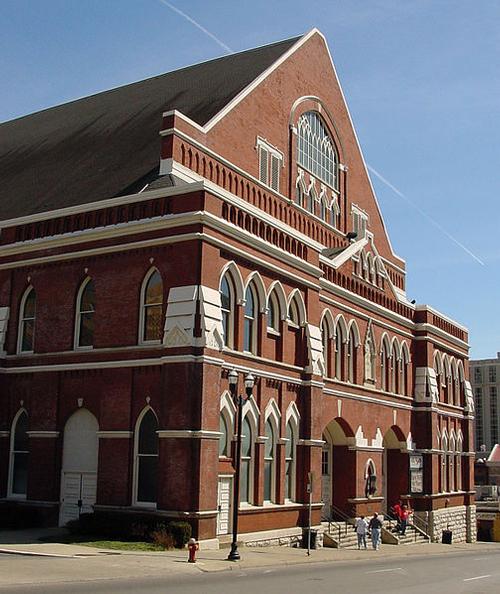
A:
[297, 112, 338, 189]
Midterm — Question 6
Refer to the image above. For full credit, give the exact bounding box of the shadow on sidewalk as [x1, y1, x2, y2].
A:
[0, 527, 69, 545]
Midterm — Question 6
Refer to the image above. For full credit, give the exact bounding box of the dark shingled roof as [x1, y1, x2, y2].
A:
[0, 36, 301, 222]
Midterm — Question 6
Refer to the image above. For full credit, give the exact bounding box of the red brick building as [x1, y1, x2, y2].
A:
[0, 29, 476, 544]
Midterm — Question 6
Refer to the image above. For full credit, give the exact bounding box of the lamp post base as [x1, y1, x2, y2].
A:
[227, 543, 240, 561]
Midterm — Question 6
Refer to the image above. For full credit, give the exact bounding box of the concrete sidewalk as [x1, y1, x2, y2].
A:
[0, 528, 499, 571]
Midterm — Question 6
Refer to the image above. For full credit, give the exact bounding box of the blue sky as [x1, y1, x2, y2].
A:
[1, 0, 498, 358]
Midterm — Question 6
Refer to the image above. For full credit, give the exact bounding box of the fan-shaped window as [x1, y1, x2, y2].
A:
[220, 275, 235, 349]
[141, 270, 163, 343]
[297, 111, 337, 189]
[9, 411, 29, 497]
[75, 278, 95, 349]
[240, 416, 253, 503]
[18, 288, 36, 353]
[285, 421, 296, 500]
[134, 409, 158, 505]
[264, 419, 276, 502]
[244, 285, 257, 353]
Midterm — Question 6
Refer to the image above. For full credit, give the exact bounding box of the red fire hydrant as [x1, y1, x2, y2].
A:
[188, 538, 199, 563]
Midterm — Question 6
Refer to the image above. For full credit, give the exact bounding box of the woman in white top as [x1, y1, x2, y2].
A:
[355, 515, 368, 549]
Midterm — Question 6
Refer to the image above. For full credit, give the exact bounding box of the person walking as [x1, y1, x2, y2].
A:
[355, 515, 368, 549]
[392, 500, 403, 533]
[400, 504, 410, 536]
[369, 512, 383, 550]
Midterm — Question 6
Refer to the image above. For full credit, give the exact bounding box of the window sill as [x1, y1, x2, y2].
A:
[267, 328, 281, 337]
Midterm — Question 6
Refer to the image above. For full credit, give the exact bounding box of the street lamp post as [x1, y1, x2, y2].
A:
[227, 369, 255, 562]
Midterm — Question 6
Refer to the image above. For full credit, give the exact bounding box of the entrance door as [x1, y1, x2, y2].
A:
[59, 409, 99, 526]
[217, 476, 232, 535]
[60, 472, 97, 525]
[321, 443, 331, 519]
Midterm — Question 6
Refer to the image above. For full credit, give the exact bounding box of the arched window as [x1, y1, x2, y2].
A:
[322, 318, 331, 377]
[441, 434, 448, 493]
[219, 413, 230, 457]
[297, 111, 338, 189]
[264, 419, 276, 502]
[18, 288, 36, 353]
[285, 421, 297, 501]
[220, 275, 235, 349]
[134, 409, 158, 505]
[240, 416, 253, 504]
[267, 292, 280, 334]
[381, 339, 391, 391]
[140, 270, 163, 343]
[401, 346, 409, 395]
[9, 411, 29, 497]
[335, 330, 343, 380]
[295, 184, 303, 207]
[347, 327, 357, 383]
[243, 285, 257, 353]
[75, 278, 95, 349]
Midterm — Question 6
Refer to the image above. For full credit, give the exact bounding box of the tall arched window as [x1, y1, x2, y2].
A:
[267, 293, 280, 334]
[335, 330, 344, 380]
[240, 416, 253, 504]
[243, 285, 257, 354]
[347, 327, 357, 383]
[9, 411, 29, 497]
[219, 413, 230, 457]
[18, 287, 36, 353]
[285, 421, 297, 501]
[297, 111, 338, 189]
[134, 409, 158, 506]
[264, 419, 276, 502]
[140, 270, 163, 343]
[322, 318, 331, 377]
[75, 278, 95, 349]
[220, 275, 235, 349]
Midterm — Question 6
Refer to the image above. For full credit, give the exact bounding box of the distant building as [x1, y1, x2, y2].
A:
[470, 354, 500, 456]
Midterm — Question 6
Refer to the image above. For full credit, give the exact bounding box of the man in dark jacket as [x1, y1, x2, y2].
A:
[369, 512, 383, 550]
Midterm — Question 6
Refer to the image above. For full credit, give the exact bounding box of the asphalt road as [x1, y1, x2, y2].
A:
[1, 550, 499, 594]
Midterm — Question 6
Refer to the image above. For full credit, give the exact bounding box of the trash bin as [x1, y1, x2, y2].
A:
[302, 528, 318, 549]
[441, 529, 452, 544]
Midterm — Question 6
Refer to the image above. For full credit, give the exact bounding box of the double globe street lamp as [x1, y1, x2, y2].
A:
[227, 369, 255, 562]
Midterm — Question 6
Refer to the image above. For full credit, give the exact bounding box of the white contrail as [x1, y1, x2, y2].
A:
[157, 0, 233, 54]
[367, 164, 485, 266]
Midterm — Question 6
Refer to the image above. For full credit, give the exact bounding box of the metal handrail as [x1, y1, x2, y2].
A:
[329, 504, 355, 543]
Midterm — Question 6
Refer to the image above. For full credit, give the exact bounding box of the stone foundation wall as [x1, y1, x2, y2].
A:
[416, 505, 476, 543]
[241, 525, 323, 548]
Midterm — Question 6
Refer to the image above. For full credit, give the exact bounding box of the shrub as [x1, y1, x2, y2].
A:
[69, 512, 192, 547]
[168, 521, 192, 548]
[151, 528, 175, 549]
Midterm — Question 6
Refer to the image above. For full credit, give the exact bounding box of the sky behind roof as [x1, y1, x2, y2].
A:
[1, 0, 498, 358]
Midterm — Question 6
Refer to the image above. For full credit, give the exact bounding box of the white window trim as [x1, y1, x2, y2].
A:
[7, 409, 28, 500]
[256, 137, 284, 192]
[16, 286, 35, 355]
[74, 277, 95, 351]
[132, 406, 159, 509]
[138, 268, 163, 346]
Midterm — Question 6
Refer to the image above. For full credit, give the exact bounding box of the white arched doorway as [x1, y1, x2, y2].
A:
[59, 409, 99, 525]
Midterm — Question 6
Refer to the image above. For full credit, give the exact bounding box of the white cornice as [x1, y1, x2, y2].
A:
[0, 183, 202, 229]
[320, 238, 368, 268]
[97, 431, 133, 438]
[157, 430, 221, 440]
[415, 304, 468, 333]
[26, 431, 59, 438]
